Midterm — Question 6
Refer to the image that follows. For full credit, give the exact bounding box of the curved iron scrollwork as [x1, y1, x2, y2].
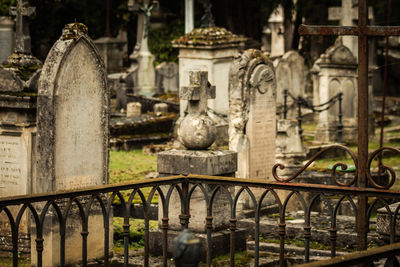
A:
[367, 147, 400, 189]
[272, 144, 358, 186]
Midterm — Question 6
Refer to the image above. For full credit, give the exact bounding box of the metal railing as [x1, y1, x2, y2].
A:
[1, 145, 400, 267]
[281, 89, 343, 142]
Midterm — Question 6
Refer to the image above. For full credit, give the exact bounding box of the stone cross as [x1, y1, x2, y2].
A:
[328, 0, 373, 58]
[180, 71, 215, 115]
[10, 0, 35, 54]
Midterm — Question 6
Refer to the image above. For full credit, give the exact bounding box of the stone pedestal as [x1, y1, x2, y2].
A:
[151, 149, 245, 259]
[0, 94, 37, 255]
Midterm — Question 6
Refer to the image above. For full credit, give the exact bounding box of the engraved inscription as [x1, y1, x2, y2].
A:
[55, 41, 104, 190]
[0, 135, 27, 196]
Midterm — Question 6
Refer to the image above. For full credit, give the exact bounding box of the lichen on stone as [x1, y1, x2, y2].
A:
[61, 22, 89, 40]
[172, 27, 246, 48]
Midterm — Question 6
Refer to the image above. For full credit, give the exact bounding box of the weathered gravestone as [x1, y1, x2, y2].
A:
[228, 49, 276, 209]
[274, 50, 307, 119]
[151, 71, 245, 260]
[35, 23, 110, 266]
[228, 49, 276, 181]
[313, 38, 358, 143]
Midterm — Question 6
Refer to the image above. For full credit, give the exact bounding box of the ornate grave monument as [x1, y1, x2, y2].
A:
[151, 71, 245, 260]
[0, 0, 41, 255]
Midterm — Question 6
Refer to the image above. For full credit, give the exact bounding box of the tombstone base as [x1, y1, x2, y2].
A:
[149, 228, 247, 261]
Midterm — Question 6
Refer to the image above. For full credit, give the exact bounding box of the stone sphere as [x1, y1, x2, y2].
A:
[179, 114, 216, 150]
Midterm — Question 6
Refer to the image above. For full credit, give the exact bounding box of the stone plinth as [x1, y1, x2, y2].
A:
[151, 149, 241, 259]
[275, 119, 308, 176]
[172, 27, 245, 116]
[0, 94, 37, 255]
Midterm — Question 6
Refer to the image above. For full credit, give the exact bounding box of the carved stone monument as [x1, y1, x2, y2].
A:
[35, 23, 110, 266]
[0, 0, 41, 255]
[172, 27, 245, 117]
[151, 71, 244, 260]
[228, 49, 276, 181]
[313, 39, 358, 143]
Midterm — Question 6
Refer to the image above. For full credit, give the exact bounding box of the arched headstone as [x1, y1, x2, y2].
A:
[228, 49, 276, 180]
[35, 23, 110, 266]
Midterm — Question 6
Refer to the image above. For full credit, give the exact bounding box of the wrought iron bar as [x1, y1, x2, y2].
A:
[337, 92, 343, 143]
[2, 173, 400, 265]
[283, 89, 288, 119]
[297, 97, 303, 137]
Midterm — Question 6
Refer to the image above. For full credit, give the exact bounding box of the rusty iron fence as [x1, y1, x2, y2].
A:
[1, 145, 400, 267]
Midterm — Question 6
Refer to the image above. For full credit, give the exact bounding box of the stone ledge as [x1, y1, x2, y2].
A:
[157, 149, 237, 176]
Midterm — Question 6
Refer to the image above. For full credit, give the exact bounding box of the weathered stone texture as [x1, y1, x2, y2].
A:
[228, 49, 276, 181]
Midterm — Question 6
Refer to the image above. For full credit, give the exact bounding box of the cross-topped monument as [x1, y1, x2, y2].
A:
[10, 0, 35, 54]
[179, 71, 216, 150]
[180, 71, 215, 116]
[299, 0, 400, 252]
[328, 0, 373, 59]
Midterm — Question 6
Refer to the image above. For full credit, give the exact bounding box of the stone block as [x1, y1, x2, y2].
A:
[157, 150, 237, 176]
[126, 102, 142, 117]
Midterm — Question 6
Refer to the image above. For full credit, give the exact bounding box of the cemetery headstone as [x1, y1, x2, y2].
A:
[126, 102, 142, 117]
[154, 103, 168, 115]
[274, 50, 307, 119]
[0, 0, 41, 255]
[35, 22, 110, 266]
[0, 17, 14, 64]
[313, 38, 359, 143]
[155, 62, 179, 95]
[151, 71, 244, 260]
[228, 49, 276, 181]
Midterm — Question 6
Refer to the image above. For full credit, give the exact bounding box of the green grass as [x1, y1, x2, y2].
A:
[0, 256, 30, 266]
[109, 150, 158, 204]
[199, 251, 254, 266]
[113, 217, 158, 253]
[109, 150, 157, 183]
